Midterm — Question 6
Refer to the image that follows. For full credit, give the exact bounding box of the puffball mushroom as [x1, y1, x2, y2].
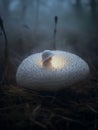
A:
[16, 50, 90, 91]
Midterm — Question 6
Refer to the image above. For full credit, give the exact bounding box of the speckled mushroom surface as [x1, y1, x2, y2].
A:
[16, 50, 90, 91]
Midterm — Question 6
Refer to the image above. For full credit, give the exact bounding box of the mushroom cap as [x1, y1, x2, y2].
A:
[16, 50, 90, 91]
[42, 50, 54, 63]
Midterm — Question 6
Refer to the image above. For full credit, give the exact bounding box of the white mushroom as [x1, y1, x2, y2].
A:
[42, 50, 54, 68]
[16, 50, 90, 91]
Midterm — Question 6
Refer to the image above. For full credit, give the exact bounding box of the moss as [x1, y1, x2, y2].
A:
[0, 70, 98, 130]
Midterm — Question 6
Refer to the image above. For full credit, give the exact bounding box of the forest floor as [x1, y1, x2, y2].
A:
[0, 69, 98, 130]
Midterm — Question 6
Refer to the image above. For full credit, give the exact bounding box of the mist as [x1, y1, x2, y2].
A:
[0, 1, 98, 130]
[0, 0, 98, 82]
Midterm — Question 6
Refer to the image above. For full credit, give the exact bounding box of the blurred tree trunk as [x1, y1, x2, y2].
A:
[20, 0, 32, 51]
[90, 0, 97, 35]
[35, 0, 39, 33]
[2, 0, 10, 19]
[0, 17, 9, 84]
[20, 0, 28, 22]
[75, 0, 82, 16]
[0, 17, 15, 85]
[90, 0, 97, 22]
[76, 0, 81, 6]
[20, 0, 33, 22]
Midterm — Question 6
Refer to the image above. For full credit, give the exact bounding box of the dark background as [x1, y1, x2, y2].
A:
[0, 0, 98, 130]
[0, 0, 98, 83]
[0, 0, 98, 77]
